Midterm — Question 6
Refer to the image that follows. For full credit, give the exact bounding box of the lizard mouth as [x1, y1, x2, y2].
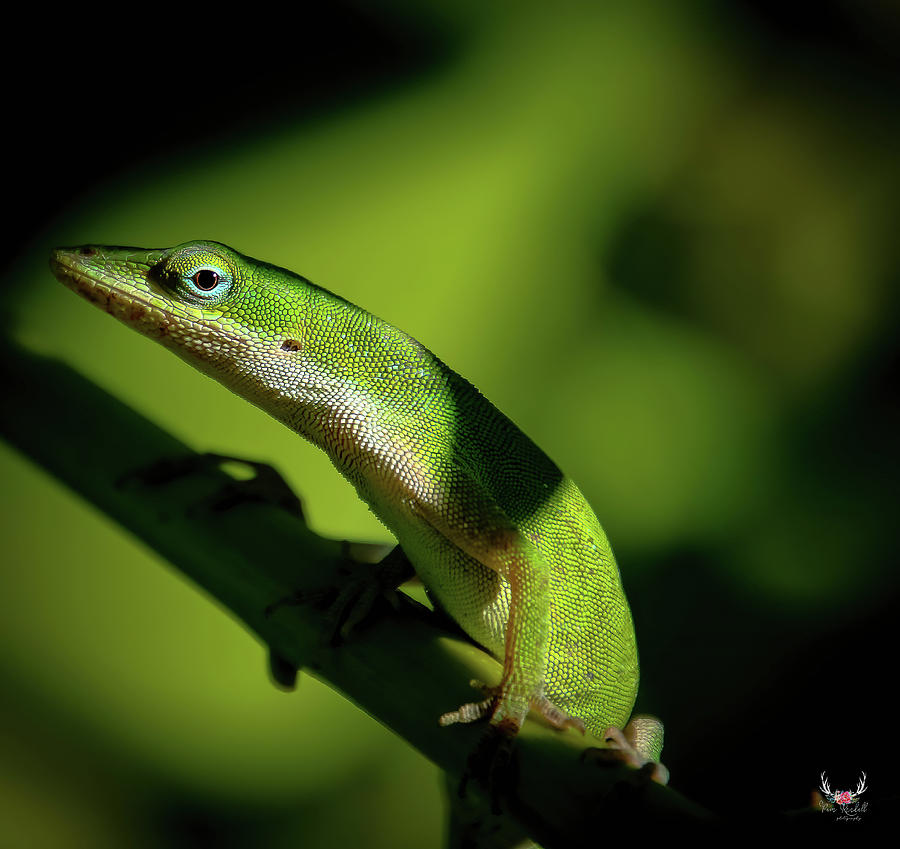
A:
[50, 248, 198, 346]
[52, 251, 129, 309]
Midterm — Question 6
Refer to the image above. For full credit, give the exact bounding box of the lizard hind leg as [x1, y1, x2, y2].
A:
[446, 691, 584, 815]
[434, 682, 521, 813]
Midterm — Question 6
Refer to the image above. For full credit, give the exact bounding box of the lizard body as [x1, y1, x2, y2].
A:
[50, 240, 662, 764]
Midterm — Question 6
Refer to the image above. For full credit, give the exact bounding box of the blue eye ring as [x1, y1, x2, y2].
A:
[192, 268, 220, 291]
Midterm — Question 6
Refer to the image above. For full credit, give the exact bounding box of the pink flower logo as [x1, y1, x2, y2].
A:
[819, 772, 868, 817]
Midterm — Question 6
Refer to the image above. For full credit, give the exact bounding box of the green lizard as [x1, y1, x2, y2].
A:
[50, 240, 665, 779]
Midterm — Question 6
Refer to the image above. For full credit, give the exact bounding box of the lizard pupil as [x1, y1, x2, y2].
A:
[193, 269, 220, 290]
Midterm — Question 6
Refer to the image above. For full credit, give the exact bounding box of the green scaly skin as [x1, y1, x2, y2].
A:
[50, 240, 664, 770]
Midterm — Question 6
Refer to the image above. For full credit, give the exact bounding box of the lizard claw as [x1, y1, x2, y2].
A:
[529, 695, 586, 733]
[581, 717, 669, 785]
[439, 681, 584, 734]
[438, 680, 497, 726]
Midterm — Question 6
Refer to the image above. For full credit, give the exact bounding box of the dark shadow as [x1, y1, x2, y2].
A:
[4, 2, 461, 276]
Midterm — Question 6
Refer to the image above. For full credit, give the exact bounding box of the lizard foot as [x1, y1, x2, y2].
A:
[439, 682, 584, 733]
[437, 681, 514, 812]
[440, 683, 583, 813]
[582, 715, 669, 785]
[530, 695, 586, 733]
[265, 543, 415, 645]
[438, 679, 497, 727]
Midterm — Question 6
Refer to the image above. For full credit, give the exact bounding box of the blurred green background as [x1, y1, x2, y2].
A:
[2, 0, 898, 842]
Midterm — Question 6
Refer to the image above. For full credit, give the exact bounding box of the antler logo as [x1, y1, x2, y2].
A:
[819, 771, 868, 818]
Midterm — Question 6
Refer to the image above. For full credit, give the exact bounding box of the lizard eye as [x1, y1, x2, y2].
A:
[192, 268, 221, 291]
[158, 250, 233, 305]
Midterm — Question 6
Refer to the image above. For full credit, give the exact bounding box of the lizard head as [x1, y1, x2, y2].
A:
[50, 240, 320, 412]
[51, 239, 312, 348]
